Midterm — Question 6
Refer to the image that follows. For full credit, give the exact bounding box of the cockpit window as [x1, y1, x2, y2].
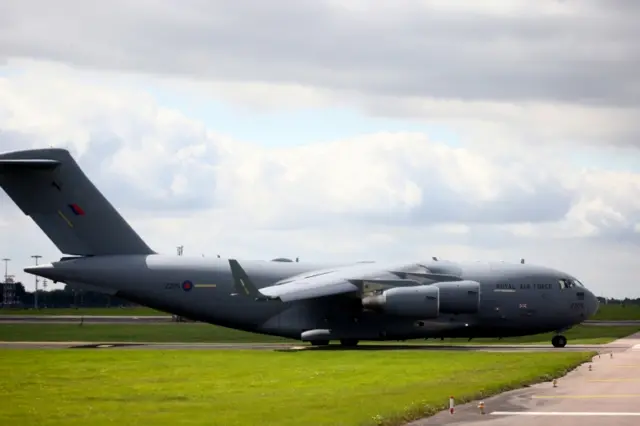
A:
[559, 278, 584, 289]
[558, 279, 572, 289]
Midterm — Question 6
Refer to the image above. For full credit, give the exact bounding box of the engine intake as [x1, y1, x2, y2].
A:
[362, 285, 439, 318]
[433, 280, 480, 314]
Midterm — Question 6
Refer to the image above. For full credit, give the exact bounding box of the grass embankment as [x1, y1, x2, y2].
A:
[0, 323, 636, 345]
[590, 304, 640, 321]
[0, 350, 594, 426]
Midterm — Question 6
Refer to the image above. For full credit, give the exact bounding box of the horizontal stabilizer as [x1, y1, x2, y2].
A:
[0, 159, 61, 172]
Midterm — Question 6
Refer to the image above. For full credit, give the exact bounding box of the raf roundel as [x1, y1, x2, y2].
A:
[181, 280, 194, 292]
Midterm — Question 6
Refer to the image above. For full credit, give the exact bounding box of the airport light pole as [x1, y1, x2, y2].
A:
[1, 258, 9, 282]
[31, 255, 42, 309]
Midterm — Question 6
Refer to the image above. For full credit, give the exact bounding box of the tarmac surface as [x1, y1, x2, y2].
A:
[408, 332, 640, 425]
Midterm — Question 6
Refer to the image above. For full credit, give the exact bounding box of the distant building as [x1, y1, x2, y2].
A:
[1, 276, 18, 306]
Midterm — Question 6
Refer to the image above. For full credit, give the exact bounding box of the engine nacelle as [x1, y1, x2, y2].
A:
[433, 280, 480, 314]
[362, 285, 439, 318]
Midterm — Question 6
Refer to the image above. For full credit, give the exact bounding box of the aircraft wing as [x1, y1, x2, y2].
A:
[228, 259, 424, 302]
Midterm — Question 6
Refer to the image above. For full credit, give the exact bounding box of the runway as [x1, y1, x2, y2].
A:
[409, 332, 640, 425]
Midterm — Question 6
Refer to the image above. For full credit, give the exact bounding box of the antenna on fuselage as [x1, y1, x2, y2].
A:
[432, 256, 438, 261]
[520, 258, 525, 264]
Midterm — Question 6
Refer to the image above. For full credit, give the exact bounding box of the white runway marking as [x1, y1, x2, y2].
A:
[632, 344, 640, 351]
[491, 412, 640, 416]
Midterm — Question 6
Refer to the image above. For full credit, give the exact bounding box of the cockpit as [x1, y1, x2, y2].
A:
[558, 278, 585, 289]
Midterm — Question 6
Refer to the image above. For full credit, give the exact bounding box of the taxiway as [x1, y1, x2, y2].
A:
[409, 332, 640, 425]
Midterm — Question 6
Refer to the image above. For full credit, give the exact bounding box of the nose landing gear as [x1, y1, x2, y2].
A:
[551, 335, 567, 348]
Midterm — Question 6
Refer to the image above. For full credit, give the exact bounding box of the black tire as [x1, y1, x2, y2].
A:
[551, 335, 567, 348]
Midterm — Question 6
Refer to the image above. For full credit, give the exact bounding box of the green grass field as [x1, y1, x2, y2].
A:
[590, 304, 640, 320]
[0, 323, 636, 345]
[0, 323, 288, 343]
[0, 350, 595, 426]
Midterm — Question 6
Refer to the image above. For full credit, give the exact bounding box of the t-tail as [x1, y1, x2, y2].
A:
[0, 148, 155, 256]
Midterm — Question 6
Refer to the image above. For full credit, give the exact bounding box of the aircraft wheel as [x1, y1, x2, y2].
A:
[551, 335, 567, 348]
[339, 339, 359, 347]
[310, 340, 330, 346]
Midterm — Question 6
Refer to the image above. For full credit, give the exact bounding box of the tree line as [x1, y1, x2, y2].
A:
[1, 282, 137, 308]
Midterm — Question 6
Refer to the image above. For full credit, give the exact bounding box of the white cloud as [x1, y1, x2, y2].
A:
[0, 1, 639, 299]
[0, 0, 638, 150]
[0, 61, 639, 299]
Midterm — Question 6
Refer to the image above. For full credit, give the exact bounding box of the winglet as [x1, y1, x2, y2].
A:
[228, 259, 279, 301]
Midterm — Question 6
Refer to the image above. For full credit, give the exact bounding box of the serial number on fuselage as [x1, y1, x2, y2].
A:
[495, 283, 553, 290]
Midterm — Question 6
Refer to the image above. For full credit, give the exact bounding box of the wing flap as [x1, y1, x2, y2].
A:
[227, 259, 457, 303]
[228, 259, 360, 302]
[260, 279, 358, 302]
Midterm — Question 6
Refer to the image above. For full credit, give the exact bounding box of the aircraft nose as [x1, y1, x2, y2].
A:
[585, 290, 599, 318]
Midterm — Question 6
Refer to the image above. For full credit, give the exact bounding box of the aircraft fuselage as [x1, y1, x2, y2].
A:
[27, 255, 599, 342]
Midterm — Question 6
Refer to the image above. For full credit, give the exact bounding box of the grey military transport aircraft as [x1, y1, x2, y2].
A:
[0, 148, 599, 348]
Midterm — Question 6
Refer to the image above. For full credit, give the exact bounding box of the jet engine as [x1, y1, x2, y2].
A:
[432, 280, 480, 314]
[362, 285, 440, 318]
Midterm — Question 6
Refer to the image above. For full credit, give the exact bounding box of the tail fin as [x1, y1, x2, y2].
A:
[0, 148, 155, 256]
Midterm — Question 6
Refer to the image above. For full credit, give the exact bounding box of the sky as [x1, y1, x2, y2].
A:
[0, 0, 639, 298]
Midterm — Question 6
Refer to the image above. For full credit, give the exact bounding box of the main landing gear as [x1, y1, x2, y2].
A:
[551, 335, 567, 348]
